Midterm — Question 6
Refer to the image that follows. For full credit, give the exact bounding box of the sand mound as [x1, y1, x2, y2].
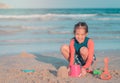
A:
[20, 51, 36, 58]
[57, 66, 68, 78]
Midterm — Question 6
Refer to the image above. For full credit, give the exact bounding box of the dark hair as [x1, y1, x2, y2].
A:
[73, 22, 88, 34]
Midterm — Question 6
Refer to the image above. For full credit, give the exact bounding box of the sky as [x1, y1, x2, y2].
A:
[0, 0, 120, 8]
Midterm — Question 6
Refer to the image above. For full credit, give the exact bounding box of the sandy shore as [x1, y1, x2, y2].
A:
[0, 50, 120, 83]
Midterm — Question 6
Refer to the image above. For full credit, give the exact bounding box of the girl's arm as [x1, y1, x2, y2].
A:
[82, 39, 94, 69]
[69, 39, 75, 66]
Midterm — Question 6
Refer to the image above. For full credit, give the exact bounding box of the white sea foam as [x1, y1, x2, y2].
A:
[92, 17, 120, 21]
[0, 13, 120, 19]
[0, 13, 120, 21]
[0, 25, 68, 35]
[101, 14, 120, 16]
[0, 14, 97, 20]
[48, 30, 71, 34]
[0, 38, 67, 44]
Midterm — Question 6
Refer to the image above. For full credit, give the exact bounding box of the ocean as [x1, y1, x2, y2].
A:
[0, 8, 120, 55]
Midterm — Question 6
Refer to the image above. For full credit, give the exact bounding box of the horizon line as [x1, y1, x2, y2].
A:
[0, 7, 120, 9]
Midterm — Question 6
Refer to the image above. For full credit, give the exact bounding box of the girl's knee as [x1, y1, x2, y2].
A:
[60, 44, 70, 61]
[60, 44, 69, 52]
[80, 47, 88, 56]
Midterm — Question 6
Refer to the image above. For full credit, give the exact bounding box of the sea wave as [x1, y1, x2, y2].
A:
[0, 13, 97, 18]
[0, 13, 120, 21]
[0, 25, 61, 30]
[0, 36, 120, 45]
[98, 13, 120, 16]
[92, 17, 120, 21]
[0, 14, 97, 21]
[0, 13, 120, 18]
[0, 38, 68, 44]
[0, 25, 68, 35]
[92, 36, 120, 40]
[48, 30, 71, 34]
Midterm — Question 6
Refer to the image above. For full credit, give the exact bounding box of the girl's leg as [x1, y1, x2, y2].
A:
[60, 44, 70, 61]
[79, 47, 88, 61]
[80, 47, 92, 72]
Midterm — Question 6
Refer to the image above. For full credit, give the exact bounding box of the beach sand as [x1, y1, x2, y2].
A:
[0, 50, 120, 83]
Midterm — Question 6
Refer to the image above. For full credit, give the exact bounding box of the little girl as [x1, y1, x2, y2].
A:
[61, 22, 96, 76]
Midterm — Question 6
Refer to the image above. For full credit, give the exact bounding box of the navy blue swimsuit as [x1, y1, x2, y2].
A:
[73, 37, 96, 66]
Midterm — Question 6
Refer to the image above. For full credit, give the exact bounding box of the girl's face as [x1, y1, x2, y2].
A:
[75, 28, 87, 43]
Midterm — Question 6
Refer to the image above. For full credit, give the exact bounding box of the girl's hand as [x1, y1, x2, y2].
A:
[81, 67, 87, 76]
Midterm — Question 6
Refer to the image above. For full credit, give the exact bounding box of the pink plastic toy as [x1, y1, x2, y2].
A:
[69, 64, 81, 77]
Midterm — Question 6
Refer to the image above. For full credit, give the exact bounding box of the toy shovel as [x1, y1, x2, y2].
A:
[100, 57, 112, 80]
